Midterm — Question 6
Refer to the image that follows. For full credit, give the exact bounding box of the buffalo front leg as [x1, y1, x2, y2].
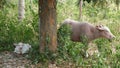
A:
[80, 35, 89, 57]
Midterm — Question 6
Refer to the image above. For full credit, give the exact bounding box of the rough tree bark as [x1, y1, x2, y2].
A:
[39, 0, 57, 53]
[18, 0, 25, 21]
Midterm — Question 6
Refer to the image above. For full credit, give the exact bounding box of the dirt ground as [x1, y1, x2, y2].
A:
[0, 44, 115, 68]
[0, 51, 33, 68]
[0, 51, 58, 68]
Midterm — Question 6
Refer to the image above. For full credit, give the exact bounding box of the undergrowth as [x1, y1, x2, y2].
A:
[0, 0, 120, 67]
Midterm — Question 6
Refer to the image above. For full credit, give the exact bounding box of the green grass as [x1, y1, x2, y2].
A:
[0, 0, 120, 67]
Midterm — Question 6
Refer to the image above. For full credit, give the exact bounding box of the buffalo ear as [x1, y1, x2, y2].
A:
[96, 25, 104, 31]
[14, 43, 17, 46]
[13, 43, 18, 48]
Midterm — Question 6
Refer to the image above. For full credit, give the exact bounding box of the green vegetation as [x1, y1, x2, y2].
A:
[0, 0, 120, 67]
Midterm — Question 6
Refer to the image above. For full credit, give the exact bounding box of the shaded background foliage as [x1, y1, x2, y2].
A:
[0, 0, 120, 67]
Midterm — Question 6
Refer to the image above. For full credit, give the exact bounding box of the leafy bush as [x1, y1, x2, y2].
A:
[0, 4, 39, 51]
[1, 0, 120, 67]
[57, 23, 87, 62]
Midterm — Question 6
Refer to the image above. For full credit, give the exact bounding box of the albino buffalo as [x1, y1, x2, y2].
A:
[63, 19, 115, 44]
[62, 19, 115, 57]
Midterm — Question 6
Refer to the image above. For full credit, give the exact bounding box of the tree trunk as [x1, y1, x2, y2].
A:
[39, 0, 57, 53]
[0, 0, 3, 9]
[116, 0, 119, 10]
[0, 0, 6, 9]
[79, 0, 83, 21]
[18, 0, 25, 21]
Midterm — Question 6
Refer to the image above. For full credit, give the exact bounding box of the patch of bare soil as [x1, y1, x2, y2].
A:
[0, 51, 58, 68]
[0, 51, 34, 68]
